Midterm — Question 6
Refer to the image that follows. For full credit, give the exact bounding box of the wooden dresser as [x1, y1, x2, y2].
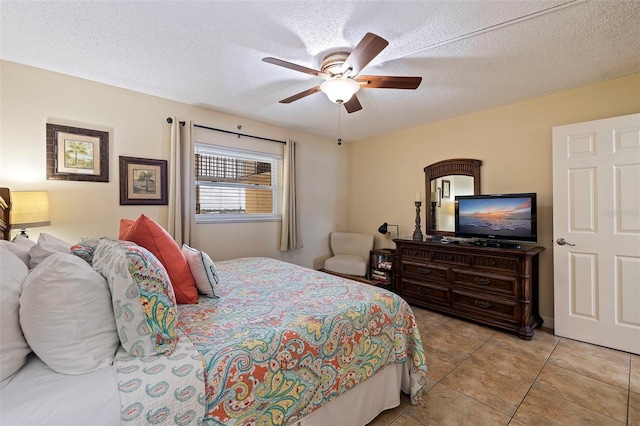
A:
[394, 239, 544, 339]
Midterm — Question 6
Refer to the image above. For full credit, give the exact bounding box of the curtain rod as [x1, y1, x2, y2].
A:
[166, 117, 185, 126]
[194, 123, 286, 145]
[166, 117, 285, 144]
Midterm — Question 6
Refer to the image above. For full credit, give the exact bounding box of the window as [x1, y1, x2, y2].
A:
[195, 143, 282, 222]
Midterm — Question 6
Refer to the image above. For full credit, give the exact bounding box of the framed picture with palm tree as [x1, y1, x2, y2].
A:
[46, 123, 109, 182]
[119, 156, 168, 205]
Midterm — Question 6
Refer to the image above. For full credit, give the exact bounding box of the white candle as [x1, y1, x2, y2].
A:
[415, 190, 421, 202]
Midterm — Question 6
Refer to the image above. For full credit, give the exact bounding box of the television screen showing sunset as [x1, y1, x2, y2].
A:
[457, 197, 533, 237]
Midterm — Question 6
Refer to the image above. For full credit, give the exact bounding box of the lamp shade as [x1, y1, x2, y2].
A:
[378, 222, 388, 234]
[320, 78, 360, 104]
[378, 222, 399, 239]
[10, 191, 51, 229]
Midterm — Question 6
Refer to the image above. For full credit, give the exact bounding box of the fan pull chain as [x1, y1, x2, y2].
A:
[337, 104, 342, 146]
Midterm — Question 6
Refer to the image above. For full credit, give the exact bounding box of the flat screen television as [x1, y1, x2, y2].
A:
[455, 193, 537, 245]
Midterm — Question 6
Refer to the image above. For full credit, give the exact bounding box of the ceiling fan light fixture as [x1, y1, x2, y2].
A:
[265, 33, 419, 112]
[320, 78, 360, 104]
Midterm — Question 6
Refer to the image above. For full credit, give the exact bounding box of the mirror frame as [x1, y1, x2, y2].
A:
[424, 158, 482, 237]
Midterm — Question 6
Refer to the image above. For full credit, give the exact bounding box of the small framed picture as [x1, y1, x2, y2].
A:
[119, 156, 168, 205]
[47, 123, 109, 182]
[442, 179, 451, 198]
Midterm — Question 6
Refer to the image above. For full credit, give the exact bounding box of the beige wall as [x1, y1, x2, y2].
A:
[3, 58, 639, 326]
[347, 73, 640, 326]
[0, 60, 349, 269]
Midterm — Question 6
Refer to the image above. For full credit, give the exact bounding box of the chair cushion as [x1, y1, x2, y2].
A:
[329, 232, 374, 259]
[324, 254, 368, 277]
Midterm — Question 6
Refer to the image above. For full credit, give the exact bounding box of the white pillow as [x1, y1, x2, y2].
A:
[19, 252, 119, 374]
[182, 244, 220, 298]
[0, 235, 34, 267]
[0, 248, 31, 388]
[13, 234, 36, 248]
[29, 233, 71, 269]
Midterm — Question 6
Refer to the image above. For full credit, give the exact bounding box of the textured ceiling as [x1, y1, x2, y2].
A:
[1, 0, 639, 142]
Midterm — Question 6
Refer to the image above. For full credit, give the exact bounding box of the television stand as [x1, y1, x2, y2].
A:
[394, 239, 544, 339]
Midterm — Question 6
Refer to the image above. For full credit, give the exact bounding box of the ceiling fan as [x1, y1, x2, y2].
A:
[263, 32, 422, 113]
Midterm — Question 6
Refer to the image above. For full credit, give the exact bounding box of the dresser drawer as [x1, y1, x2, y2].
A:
[471, 254, 520, 273]
[432, 250, 470, 266]
[452, 270, 518, 297]
[398, 278, 449, 307]
[451, 290, 518, 323]
[399, 261, 448, 284]
[400, 246, 431, 260]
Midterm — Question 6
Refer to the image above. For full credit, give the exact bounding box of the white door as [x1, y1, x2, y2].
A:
[553, 113, 640, 355]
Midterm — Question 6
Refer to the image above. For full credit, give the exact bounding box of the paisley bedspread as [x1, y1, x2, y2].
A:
[177, 257, 428, 426]
[115, 332, 207, 425]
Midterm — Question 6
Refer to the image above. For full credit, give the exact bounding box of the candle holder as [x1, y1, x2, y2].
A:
[413, 201, 423, 241]
[430, 201, 437, 231]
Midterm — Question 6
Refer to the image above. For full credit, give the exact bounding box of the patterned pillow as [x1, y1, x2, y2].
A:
[182, 244, 220, 298]
[92, 239, 178, 356]
[70, 237, 100, 265]
[119, 215, 198, 304]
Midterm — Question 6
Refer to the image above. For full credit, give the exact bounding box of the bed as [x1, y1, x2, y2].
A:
[0, 187, 428, 425]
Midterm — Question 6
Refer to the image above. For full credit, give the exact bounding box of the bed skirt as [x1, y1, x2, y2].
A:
[298, 362, 409, 426]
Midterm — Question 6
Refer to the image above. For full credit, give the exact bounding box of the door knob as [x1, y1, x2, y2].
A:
[556, 238, 575, 246]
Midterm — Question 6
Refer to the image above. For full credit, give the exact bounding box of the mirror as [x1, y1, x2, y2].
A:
[424, 158, 482, 236]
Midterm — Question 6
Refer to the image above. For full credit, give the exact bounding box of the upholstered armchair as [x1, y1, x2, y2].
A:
[323, 232, 374, 277]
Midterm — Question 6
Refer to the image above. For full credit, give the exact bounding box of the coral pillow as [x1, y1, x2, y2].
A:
[118, 219, 134, 239]
[119, 215, 198, 304]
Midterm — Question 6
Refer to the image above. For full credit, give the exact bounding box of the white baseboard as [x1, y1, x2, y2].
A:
[541, 315, 554, 330]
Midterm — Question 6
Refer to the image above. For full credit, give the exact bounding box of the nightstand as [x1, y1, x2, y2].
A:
[369, 249, 395, 289]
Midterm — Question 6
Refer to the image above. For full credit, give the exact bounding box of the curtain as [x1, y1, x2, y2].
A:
[280, 140, 303, 251]
[168, 118, 195, 246]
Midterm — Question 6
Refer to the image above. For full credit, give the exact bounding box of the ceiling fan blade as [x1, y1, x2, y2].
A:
[341, 33, 389, 76]
[343, 94, 362, 113]
[356, 75, 422, 89]
[263, 57, 329, 78]
[279, 86, 321, 103]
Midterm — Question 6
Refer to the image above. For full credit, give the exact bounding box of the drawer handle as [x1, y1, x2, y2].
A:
[474, 277, 491, 286]
[418, 287, 432, 295]
[417, 267, 431, 275]
[474, 300, 491, 309]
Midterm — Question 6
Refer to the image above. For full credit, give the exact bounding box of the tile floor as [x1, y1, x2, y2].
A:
[368, 306, 639, 426]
